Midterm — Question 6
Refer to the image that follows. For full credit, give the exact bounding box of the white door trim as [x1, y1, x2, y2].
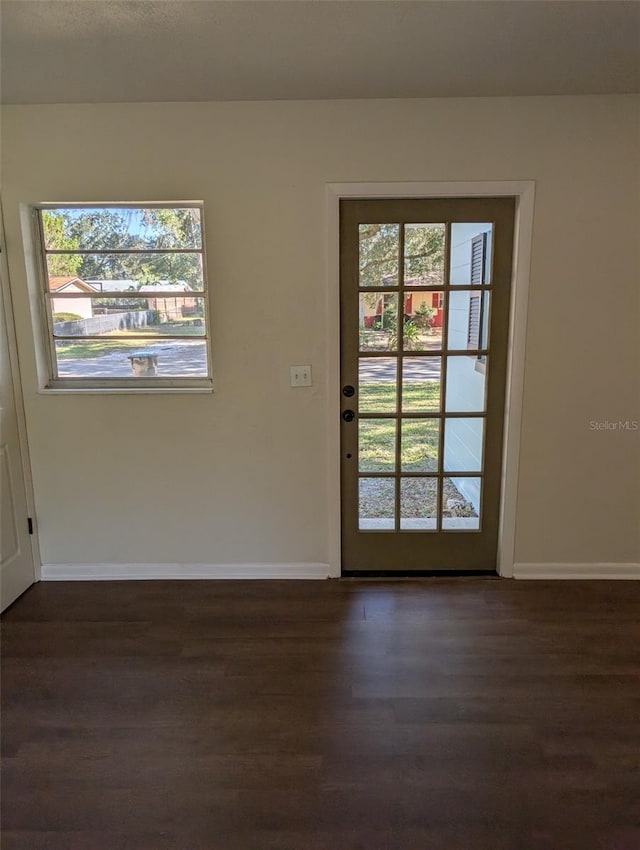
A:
[326, 181, 536, 578]
[0, 201, 41, 584]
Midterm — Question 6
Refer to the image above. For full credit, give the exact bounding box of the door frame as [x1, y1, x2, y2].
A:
[0, 201, 41, 586]
[326, 181, 536, 578]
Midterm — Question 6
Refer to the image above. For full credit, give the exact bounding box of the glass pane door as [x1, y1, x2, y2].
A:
[340, 198, 515, 572]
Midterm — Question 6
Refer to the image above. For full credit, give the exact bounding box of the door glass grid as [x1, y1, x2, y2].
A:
[357, 221, 492, 532]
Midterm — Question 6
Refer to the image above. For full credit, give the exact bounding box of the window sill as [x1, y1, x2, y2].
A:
[38, 380, 214, 395]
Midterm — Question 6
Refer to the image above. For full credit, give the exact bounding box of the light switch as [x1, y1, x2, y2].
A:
[290, 365, 312, 387]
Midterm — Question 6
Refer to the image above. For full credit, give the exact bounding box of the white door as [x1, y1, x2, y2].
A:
[1, 228, 36, 610]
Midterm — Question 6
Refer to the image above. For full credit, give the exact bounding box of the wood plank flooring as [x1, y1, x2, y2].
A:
[1, 579, 639, 849]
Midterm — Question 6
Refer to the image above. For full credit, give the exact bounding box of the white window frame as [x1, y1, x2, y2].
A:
[28, 201, 213, 393]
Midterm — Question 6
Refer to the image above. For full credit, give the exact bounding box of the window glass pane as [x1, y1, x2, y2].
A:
[444, 417, 484, 473]
[444, 356, 487, 413]
[46, 254, 204, 292]
[359, 224, 399, 287]
[359, 478, 395, 530]
[404, 224, 445, 287]
[447, 291, 490, 351]
[401, 419, 439, 472]
[359, 293, 398, 352]
[402, 357, 441, 412]
[404, 292, 444, 351]
[39, 204, 210, 387]
[400, 478, 438, 530]
[51, 297, 206, 337]
[41, 207, 202, 251]
[55, 339, 208, 378]
[359, 357, 397, 413]
[450, 223, 492, 285]
[442, 477, 481, 530]
[359, 419, 396, 473]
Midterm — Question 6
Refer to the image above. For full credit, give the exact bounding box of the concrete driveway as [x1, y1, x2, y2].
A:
[359, 356, 441, 383]
[57, 340, 208, 378]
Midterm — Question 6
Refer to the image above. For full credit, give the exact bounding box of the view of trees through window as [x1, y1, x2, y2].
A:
[42, 207, 204, 289]
[38, 205, 211, 385]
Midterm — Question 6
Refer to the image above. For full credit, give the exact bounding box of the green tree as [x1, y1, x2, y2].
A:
[57, 207, 203, 289]
[141, 208, 200, 250]
[358, 223, 444, 287]
[413, 302, 436, 330]
[63, 209, 137, 280]
[137, 208, 203, 289]
[41, 212, 82, 277]
[404, 225, 445, 284]
[359, 224, 399, 287]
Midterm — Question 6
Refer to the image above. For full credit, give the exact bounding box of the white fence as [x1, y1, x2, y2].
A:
[53, 310, 156, 337]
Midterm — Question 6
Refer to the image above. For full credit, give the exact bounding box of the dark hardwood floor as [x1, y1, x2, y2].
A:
[1, 579, 639, 849]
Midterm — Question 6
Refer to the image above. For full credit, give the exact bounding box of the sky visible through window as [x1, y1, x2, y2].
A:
[42, 207, 202, 252]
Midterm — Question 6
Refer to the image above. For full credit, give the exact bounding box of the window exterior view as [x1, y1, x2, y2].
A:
[34, 203, 212, 390]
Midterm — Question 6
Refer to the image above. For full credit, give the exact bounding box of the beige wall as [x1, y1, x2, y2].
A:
[52, 286, 93, 320]
[1, 95, 638, 569]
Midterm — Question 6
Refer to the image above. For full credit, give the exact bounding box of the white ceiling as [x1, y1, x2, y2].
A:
[1, 1, 639, 105]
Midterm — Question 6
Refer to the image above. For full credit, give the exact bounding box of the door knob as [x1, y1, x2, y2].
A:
[342, 385, 355, 397]
[342, 409, 355, 422]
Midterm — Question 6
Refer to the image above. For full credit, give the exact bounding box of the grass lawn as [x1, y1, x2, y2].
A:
[55, 323, 204, 360]
[359, 381, 440, 413]
[359, 418, 439, 472]
[356, 379, 477, 520]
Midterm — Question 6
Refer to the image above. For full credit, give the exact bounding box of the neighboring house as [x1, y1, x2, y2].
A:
[49, 276, 95, 320]
[360, 293, 388, 328]
[85, 280, 138, 293]
[138, 282, 198, 322]
[405, 291, 444, 327]
[361, 287, 443, 328]
[404, 270, 445, 327]
[84, 281, 140, 314]
[52, 277, 198, 324]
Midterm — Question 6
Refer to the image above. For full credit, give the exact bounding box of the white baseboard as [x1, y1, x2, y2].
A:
[40, 562, 331, 581]
[40, 562, 640, 582]
[513, 562, 640, 580]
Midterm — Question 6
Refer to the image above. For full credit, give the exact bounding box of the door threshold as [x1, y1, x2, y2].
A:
[341, 569, 499, 578]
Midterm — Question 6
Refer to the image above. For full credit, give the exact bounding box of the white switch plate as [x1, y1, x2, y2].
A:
[290, 365, 312, 387]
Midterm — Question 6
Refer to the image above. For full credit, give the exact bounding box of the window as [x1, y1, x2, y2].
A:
[32, 203, 212, 391]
